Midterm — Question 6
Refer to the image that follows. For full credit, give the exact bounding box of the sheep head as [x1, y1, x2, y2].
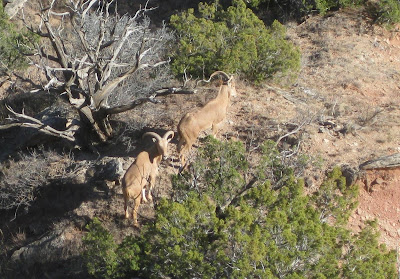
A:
[142, 131, 174, 160]
[208, 71, 237, 97]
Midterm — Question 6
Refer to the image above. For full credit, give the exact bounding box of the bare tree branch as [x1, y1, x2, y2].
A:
[218, 176, 258, 213]
[3, 105, 77, 142]
[15, 0, 175, 144]
[360, 153, 400, 170]
[264, 84, 306, 105]
[275, 111, 318, 147]
[104, 86, 197, 115]
[91, 55, 169, 108]
[40, 3, 70, 70]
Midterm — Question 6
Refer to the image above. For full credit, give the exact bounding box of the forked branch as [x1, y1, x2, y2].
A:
[2, 105, 78, 142]
[104, 86, 197, 115]
[275, 111, 318, 147]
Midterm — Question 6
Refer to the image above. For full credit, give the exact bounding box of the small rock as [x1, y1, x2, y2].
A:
[374, 177, 384, 185]
[341, 164, 359, 186]
[88, 157, 124, 182]
[11, 226, 82, 267]
[304, 177, 314, 188]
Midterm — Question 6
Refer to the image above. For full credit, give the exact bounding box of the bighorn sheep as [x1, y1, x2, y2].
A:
[122, 130, 174, 226]
[177, 71, 237, 166]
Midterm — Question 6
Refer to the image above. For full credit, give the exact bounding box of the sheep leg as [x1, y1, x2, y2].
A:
[132, 194, 142, 227]
[180, 140, 194, 167]
[177, 137, 184, 154]
[146, 175, 155, 202]
[141, 187, 148, 203]
[124, 194, 130, 219]
[177, 138, 186, 165]
[179, 153, 186, 167]
[212, 122, 220, 137]
[141, 179, 149, 203]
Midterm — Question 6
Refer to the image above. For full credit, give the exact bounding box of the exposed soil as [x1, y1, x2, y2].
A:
[127, 9, 400, 251]
[352, 168, 400, 249]
[1, 5, 400, 277]
[288, 10, 400, 251]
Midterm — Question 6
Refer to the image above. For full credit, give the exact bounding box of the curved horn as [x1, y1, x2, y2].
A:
[209, 71, 230, 82]
[143, 132, 162, 142]
[163, 130, 175, 142]
[196, 71, 232, 86]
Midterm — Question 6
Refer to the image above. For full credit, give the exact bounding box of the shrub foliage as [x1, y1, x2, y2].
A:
[83, 218, 141, 279]
[0, 148, 87, 212]
[375, 0, 400, 25]
[0, 5, 36, 75]
[247, 0, 365, 20]
[169, 0, 300, 83]
[247, 0, 400, 27]
[83, 138, 397, 279]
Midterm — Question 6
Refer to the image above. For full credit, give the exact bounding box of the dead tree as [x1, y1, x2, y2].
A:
[359, 153, 400, 170]
[1, 0, 192, 147]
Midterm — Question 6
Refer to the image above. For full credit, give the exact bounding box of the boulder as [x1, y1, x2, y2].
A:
[341, 164, 359, 186]
[11, 226, 82, 267]
[86, 156, 124, 183]
[4, 0, 28, 19]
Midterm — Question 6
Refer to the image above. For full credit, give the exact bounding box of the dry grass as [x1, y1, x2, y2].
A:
[1, 7, 400, 277]
[0, 148, 89, 214]
[10, 228, 26, 246]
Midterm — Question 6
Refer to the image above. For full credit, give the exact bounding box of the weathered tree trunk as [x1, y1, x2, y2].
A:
[359, 153, 400, 170]
[0, 0, 196, 149]
[76, 106, 109, 142]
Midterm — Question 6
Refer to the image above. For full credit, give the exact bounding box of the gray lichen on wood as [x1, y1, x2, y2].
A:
[359, 153, 400, 170]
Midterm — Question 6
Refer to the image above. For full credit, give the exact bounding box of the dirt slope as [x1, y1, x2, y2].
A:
[144, 8, 400, 250]
[288, 10, 400, 250]
[1, 7, 400, 277]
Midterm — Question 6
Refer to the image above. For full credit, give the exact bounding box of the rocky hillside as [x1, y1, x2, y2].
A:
[288, 10, 400, 250]
[1, 6, 400, 278]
